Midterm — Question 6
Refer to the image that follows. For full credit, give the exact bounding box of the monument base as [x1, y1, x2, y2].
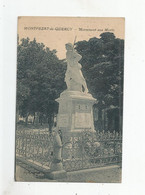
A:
[56, 90, 96, 133]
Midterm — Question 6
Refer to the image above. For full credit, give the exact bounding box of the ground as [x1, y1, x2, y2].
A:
[15, 161, 121, 183]
[17, 123, 49, 130]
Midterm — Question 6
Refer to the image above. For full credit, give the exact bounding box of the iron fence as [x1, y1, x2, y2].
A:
[16, 129, 122, 172]
[16, 129, 53, 168]
[61, 130, 122, 171]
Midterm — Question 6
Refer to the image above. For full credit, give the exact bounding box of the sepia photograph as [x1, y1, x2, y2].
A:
[15, 17, 124, 183]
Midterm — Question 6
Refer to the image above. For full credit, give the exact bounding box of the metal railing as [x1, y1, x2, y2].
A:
[16, 129, 122, 172]
[16, 129, 53, 168]
[61, 130, 122, 171]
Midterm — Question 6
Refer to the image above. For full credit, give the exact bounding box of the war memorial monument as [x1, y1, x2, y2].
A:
[56, 43, 96, 133]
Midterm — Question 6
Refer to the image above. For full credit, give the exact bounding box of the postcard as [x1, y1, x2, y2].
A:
[15, 17, 124, 183]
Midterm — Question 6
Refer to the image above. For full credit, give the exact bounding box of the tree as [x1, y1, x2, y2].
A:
[75, 32, 124, 132]
[17, 37, 66, 131]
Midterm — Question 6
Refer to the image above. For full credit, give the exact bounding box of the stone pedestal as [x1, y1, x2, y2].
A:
[56, 90, 96, 133]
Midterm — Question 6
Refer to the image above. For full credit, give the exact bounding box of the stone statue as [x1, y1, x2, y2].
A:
[65, 43, 88, 93]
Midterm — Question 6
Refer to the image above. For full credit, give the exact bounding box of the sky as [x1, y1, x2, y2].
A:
[18, 17, 125, 59]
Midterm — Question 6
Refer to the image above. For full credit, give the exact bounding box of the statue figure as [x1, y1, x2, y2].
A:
[65, 43, 88, 93]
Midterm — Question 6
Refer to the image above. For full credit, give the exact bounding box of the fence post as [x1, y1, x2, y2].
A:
[48, 129, 67, 179]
